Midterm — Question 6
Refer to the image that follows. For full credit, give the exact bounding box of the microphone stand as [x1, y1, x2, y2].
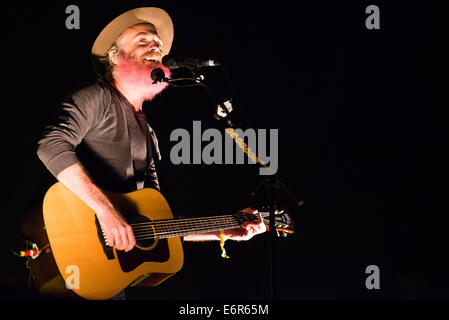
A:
[152, 65, 302, 300]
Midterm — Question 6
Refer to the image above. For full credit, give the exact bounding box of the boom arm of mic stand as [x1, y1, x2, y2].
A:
[165, 64, 301, 300]
[250, 175, 303, 210]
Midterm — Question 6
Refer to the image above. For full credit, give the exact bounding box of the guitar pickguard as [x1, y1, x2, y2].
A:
[116, 239, 170, 272]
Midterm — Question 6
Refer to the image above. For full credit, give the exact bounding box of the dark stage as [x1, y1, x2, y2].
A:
[0, 0, 445, 304]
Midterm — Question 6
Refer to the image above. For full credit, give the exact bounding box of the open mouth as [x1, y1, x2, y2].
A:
[143, 57, 160, 64]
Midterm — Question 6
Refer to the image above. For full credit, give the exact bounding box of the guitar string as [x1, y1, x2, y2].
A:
[133, 224, 242, 241]
[129, 214, 267, 238]
[109, 217, 288, 243]
[123, 214, 285, 241]
[130, 214, 239, 227]
[130, 218, 259, 236]
[134, 226, 241, 240]
[131, 214, 236, 226]
[131, 218, 243, 236]
[129, 212, 268, 227]
[131, 215, 262, 240]
[101, 212, 277, 242]
[131, 215, 256, 234]
[131, 218, 242, 234]
[132, 221, 240, 236]
[131, 216, 248, 239]
[131, 211, 270, 226]
[130, 212, 268, 230]
[132, 226, 236, 238]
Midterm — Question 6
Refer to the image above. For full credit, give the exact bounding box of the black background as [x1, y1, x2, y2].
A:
[0, 0, 445, 301]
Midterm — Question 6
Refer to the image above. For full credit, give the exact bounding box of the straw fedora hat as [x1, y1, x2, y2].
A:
[91, 7, 174, 58]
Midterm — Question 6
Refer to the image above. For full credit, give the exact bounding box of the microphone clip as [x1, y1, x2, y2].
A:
[151, 68, 206, 87]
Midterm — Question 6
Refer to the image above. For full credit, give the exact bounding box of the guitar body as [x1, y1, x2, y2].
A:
[20, 182, 293, 299]
[27, 182, 183, 300]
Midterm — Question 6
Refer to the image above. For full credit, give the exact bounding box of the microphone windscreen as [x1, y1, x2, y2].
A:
[150, 68, 166, 82]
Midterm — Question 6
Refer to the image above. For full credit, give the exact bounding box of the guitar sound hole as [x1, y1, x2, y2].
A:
[131, 215, 156, 249]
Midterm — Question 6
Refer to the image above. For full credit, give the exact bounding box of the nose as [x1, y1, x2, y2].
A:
[149, 41, 162, 54]
[151, 47, 162, 55]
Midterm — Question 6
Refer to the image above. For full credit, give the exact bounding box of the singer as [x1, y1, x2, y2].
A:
[34, 7, 266, 299]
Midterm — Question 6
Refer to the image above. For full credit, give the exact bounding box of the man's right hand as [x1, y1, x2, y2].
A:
[96, 207, 136, 252]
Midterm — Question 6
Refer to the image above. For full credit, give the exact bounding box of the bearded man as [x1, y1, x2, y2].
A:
[37, 7, 265, 274]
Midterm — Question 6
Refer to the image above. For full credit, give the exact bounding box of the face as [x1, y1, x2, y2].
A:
[109, 23, 171, 101]
[113, 23, 164, 67]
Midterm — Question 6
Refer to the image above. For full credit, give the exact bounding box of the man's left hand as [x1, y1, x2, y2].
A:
[224, 208, 267, 241]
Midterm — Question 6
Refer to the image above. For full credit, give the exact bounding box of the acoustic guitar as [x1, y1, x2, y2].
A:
[21, 182, 293, 300]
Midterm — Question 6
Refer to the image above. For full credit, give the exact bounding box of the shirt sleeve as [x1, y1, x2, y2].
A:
[37, 84, 103, 178]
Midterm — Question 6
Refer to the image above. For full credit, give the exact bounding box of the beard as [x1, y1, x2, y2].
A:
[113, 52, 172, 101]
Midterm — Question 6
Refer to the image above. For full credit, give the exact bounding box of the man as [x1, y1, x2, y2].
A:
[37, 8, 265, 266]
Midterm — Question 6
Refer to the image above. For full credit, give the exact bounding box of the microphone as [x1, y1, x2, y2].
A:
[150, 68, 168, 83]
[162, 55, 220, 70]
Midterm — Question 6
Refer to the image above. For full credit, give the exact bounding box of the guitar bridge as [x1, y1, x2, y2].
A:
[95, 216, 115, 260]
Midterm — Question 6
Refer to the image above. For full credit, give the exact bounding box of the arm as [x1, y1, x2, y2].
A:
[37, 85, 134, 252]
[183, 208, 267, 242]
[56, 163, 135, 252]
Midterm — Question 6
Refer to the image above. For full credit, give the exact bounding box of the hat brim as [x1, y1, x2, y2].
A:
[91, 7, 174, 57]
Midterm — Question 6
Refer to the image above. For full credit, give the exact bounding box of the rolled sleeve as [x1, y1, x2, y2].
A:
[37, 145, 81, 178]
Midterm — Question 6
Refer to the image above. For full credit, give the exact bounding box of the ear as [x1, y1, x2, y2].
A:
[108, 49, 119, 65]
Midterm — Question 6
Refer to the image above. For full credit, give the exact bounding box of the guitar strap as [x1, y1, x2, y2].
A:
[142, 122, 161, 191]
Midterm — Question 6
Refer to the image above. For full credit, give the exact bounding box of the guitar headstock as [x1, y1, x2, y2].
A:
[259, 209, 294, 237]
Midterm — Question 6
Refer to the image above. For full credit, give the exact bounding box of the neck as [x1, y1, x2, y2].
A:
[113, 79, 146, 112]
[130, 212, 264, 240]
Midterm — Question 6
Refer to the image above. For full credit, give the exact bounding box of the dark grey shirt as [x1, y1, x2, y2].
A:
[37, 81, 161, 193]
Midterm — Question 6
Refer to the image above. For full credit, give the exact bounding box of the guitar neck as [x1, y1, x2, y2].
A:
[131, 213, 263, 240]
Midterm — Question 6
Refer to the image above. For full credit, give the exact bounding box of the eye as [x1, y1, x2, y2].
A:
[138, 38, 147, 45]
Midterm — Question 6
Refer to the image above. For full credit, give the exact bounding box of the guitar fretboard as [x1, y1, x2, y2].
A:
[130, 213, 262, 241]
